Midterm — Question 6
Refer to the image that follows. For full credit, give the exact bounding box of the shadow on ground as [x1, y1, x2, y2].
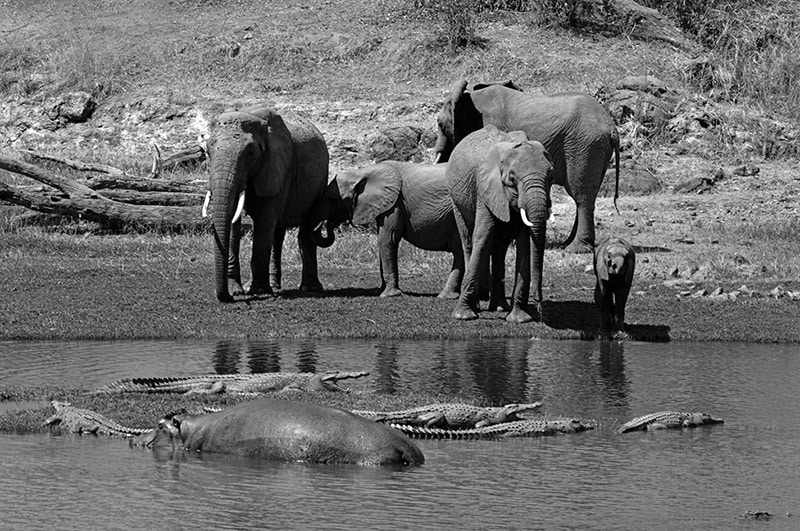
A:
[544, 300, 671, 342]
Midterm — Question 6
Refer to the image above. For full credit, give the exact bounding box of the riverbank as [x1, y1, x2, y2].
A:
[2, 179, 799, 343]
[3, 1, 799, 343]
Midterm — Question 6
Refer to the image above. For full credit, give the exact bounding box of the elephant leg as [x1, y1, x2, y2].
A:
[594, 282, 614, 334]
[488, 227, 511, 312]
[564, 195, 596, 253]
[377, 210, 403, 297]
[453, 207, 494, 320]
[437, 238, 463, 299]
[563, 152, 605, 253]
[248, 199, 282, 296]
[297, 224, 324, 292]
[227, 219, 245, 296]
[613, 286, 630, 332]
[506, 231, 533, 323]
[270, 225, 285, 291]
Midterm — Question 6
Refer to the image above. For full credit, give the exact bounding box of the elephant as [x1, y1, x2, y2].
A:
[202, 106, 330, 302]
[447, 125, 553, 323]
[134, 398, 425, 467]
[593, 236, 635, 335]
[434, 79, 620, 253]
[311, 161, 463, 298]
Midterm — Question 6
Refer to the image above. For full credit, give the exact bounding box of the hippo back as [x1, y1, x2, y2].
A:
[177, 399, 424, 466]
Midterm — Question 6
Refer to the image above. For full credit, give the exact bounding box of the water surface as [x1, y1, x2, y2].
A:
[1, 339, 799, 530]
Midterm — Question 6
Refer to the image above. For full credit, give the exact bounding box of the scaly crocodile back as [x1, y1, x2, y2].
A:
[94, 371, 369, 394]
[352, 402, 542, 429]
[617, 411, 724, 433]
[44, 401, 151, 437]
[389, 417, 595, 440]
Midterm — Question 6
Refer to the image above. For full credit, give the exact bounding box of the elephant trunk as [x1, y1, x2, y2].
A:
[210, 160, 242, 303]
[433, 133, 452, 163]
[311, 219, 336, 248]
[519, 183, 549, 304]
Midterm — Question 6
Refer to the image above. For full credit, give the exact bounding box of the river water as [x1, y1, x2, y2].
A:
[1, 339, 799, 530]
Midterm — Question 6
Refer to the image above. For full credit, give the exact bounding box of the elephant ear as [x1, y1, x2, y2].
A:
[254, 110, 294, 198]
[341, 164, 402, 225]
[450, 81, 483, 145]
[478, 143, 513, 223]
[594, 240, 610, 281]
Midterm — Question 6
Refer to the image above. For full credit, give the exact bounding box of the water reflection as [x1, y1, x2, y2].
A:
[295, 340, 318, 373]
[374, 342, 400, 394]
[1, 338, 641, 409]
[597, 340, 629, 408]
[212, 339, 241, 374]
[247, 340, 281, 373]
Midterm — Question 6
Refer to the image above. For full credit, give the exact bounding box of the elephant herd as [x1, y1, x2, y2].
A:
[202, 79, 634, 332]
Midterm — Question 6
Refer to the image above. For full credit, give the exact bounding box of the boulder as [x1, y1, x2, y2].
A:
[364, 125, 436, 163]
[47, 91, 97, 124]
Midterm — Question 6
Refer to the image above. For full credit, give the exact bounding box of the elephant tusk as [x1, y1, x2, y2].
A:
[314, 219, 326, 232]
[231, 190, 245, 224]
[201, 191, 211, 218]
[433, 152, 441, 164]
[520, 207, 535, 228]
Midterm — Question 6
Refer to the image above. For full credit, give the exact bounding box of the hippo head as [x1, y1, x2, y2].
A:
[131, 411, 184, 449]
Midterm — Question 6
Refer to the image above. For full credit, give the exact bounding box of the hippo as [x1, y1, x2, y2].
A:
[134, 399, 425, 467]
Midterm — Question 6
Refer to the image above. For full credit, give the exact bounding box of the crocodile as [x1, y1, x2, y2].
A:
[617, 411, 724, 433]
[352, 402, 542, 429]
[389, 417, 596, 439]
[93, 370, 369, 395]
[44, 400, 152, 437]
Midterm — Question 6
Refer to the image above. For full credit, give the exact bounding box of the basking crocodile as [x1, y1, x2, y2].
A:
[617, 411, 724, 433]
[44, 400, 152, 437]
[352, 402, 542, 429]
[390, 417, 596, 440]
[93, 370, 369, 395]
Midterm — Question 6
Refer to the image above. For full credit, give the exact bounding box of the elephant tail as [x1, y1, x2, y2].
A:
[611, 128, 620, 215]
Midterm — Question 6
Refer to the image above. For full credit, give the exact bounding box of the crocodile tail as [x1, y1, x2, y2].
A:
[94, 377, 198, 393]
[389, 424, 484, 440]
[322, 370, 370, 381]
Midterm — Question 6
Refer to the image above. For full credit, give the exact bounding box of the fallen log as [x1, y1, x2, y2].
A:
[100, 189, 204, 207]
[81, 174, 204, 193]
[19, 149, 125, 175]
[0, 154, 206, 232]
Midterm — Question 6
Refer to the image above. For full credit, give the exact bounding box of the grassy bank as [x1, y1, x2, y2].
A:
[2, 180, 799, 343]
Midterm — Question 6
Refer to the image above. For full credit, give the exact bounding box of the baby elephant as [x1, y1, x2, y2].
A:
[593, 237, 635, 335]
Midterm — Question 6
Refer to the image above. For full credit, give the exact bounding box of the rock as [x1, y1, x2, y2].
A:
[600, 166, 662, 196]
[46, 91, 97, 124]
[615, 75, 669, 96]
[364, 125, 436, 163]
[606, 89, 674, 126]
[663, 279, 695, 288]
[770, 286, 787, 298]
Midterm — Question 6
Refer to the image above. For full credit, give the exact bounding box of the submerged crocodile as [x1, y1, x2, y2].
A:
[93, 370, 369, 395]
[390, 417, 596, 440]
[352, 402, 542, 429]
[617, 411, 724, 433]
[44, 400, 151, 437]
